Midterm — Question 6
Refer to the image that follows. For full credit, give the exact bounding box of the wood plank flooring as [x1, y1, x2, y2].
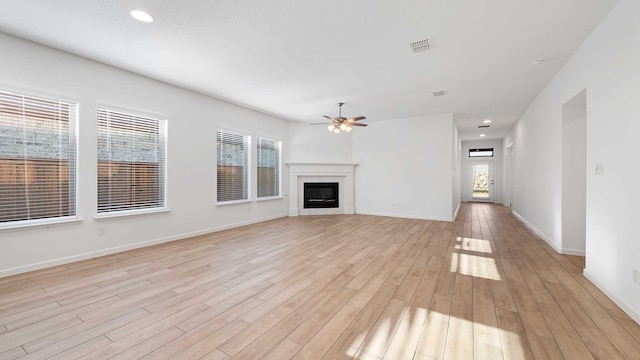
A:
[1, 202, 639, 359]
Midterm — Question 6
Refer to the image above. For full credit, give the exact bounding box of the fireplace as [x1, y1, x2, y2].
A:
[287, 163, 355, 216]
[303, 182, 339, 208]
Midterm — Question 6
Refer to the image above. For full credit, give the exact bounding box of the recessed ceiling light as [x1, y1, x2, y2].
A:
[479, 134, 486, 137]
[483, 119, 491, 124]
[531, 58, 545, 65]
[130, 10, 154, 23]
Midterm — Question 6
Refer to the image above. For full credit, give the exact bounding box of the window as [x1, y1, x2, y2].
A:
[217, 130, 249, 203]
[0, 90, 77, 225]
[469, 148, 494, 157]
[97, 108, 167, 214]
[257, 137, 281, 198]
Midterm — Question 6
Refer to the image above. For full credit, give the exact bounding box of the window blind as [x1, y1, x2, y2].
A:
[97, 108, 166, 213]
[257, 138, 280, 198]
[0, 90, 77, 224]
[217, 130, 248, 202]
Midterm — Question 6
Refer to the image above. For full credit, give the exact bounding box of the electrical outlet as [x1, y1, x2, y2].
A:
[634, 268, 639, 284]
[97, 227, 106, 236]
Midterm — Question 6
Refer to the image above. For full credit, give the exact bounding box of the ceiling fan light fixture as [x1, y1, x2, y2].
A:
[315, 102, 367, 133]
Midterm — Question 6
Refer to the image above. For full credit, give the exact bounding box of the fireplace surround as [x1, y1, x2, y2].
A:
[287, 163, 356, 216]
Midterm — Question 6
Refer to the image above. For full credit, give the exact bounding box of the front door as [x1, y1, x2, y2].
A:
[471, 162, 494, 202]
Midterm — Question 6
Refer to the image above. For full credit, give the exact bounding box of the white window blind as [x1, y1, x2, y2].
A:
[217, 130, 249, 202]
[97, 108, 166, 214]
[0, 90, 77, 224]
[257, 138, 280, 198]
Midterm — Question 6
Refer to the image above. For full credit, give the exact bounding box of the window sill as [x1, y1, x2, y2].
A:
[256, 196, 283, 202]
[0, 216, 82, 231]
[217, 199, 252, 206]
[95, 207, 170, 220]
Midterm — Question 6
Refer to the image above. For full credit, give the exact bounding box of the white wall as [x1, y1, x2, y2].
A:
[452, 124, 461, 219]
[504, 0, 640, 322]
[0, 33, 290, 277]
[461, 140, 503, 203]
[288, 122, 353, 163]
[561, 100, 587, 255]
[352, 114, 455, 221]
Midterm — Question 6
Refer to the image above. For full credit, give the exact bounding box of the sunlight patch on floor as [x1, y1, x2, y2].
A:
[345, 333, 368, 357]
[450, 252, 459, 273]
[450, 243, 501, 281]
[456, 237, 494, 253]
[358, 317, 393, 357]
[411, 307, 428, 325]
[348, 306, 529, 359]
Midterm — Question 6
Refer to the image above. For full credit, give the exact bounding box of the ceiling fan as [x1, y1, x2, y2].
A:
[311, 102, 367, 133]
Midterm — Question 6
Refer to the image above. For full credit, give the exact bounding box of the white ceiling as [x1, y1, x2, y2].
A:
[0, 0, 618, 140]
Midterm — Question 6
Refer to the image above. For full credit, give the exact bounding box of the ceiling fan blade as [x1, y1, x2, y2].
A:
[346, 116, 366, 122]
[320, 104, 368, 129]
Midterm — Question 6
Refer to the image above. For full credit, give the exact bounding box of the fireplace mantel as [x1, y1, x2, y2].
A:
[287, 163, 356, 216]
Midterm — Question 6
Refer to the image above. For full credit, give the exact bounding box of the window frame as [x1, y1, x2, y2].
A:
[95, 106, 168, 217]
[256, 136, 282, 200]
[469, 148, 494, 158]
[216, 128, 251, 205]
[0, 87, 80, 230]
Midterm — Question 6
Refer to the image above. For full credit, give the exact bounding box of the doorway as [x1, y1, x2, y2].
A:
[470, 161, 494, 202]
[505, 144, 514, 207]
[561, 90, 587, 255]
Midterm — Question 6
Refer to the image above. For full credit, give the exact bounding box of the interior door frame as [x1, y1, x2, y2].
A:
[505, 143, 514, 207]
[468, 159, 495, 203]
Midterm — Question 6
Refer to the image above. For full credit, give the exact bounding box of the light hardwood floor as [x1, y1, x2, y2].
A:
[1, 203, 639, 359]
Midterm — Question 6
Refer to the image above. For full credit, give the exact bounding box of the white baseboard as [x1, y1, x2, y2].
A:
[511, 211, 587, 256]
[561, 248, 586, 256]
[583, 268, 640, 324]
[453, 202, 461, 221]
[0, 213, 288, 278]
[355, 210, 453, 222]
[511, 210, 561, 253]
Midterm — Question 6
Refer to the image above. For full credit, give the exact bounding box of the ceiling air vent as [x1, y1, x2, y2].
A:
[410, 38, 431, 53]
[478, 125, 490, 128]
[432, 90, 447, 96]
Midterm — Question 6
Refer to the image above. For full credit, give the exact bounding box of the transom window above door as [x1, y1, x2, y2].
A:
[469, 148, 494, 157]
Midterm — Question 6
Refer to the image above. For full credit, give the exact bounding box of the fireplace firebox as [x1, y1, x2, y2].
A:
[303, 182, 339, 208]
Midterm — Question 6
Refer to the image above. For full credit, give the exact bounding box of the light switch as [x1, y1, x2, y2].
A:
[595, 164, 604, 175]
